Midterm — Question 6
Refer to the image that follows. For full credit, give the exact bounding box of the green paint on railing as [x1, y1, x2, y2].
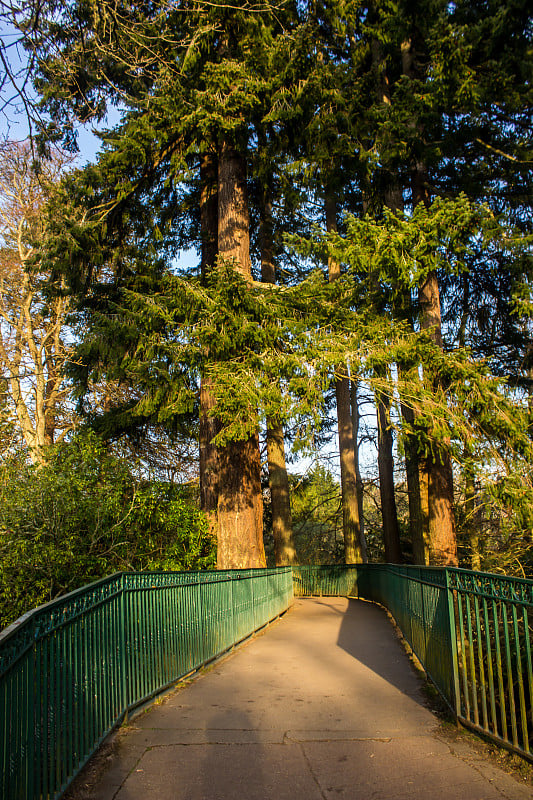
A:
[2, 562, 532, 799]
[293, 563, 533, 763]
[0, 568, 293, 800]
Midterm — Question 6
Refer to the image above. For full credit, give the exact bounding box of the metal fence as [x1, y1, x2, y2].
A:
[2, 563, 532, 800]
[293, 563, 533, 763]
[0, 567, 293, 800]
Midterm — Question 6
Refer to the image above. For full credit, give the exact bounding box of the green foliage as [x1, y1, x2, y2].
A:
[0, 432, 215, 630]
[3, 0, 530, 575]
[289, 466, 344, 564]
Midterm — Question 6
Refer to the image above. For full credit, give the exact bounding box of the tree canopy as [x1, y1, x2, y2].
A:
[0, 0, 531, 582]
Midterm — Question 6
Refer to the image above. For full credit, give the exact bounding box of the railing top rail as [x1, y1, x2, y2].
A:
[1, 566, 291, 640]
[0, 571, 124, 646]
[0, 566, 293, 677]
[388, 564, 533, 599]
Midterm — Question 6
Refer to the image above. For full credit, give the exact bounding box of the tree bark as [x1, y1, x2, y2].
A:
[399, 33, 457, 566]
[350, 380, 365, 548]
[260, 184, 297, 565]
[266, 424, 297, 565]
[216, 139, 265, 569]
[395, 293, 428, 564]
[326, 193, 366, 564]
[376, 184, 402, 563]
[377, 386, 401, 562]
[413, 162, 458, 566]
[398, 383, 429, 564]
[199, 152, 220, 536]
[370, 33, 423, 563]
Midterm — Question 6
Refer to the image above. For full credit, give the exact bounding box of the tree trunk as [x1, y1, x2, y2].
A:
[401, 31, 458, 566]
[260, 184, 297, 565]
[414, 171, 458, 566]
[266, 424, 297, 565]
[465, 468, 481, 571]
[395, 294, 429, 563]
[370, 34, 423, 563]
[377, 387, 401, 562]
[199, 152, 220, 536]
[399, 385, 429, 564]
[350, 380, 365, 548]
[375, 184, 402, 563]
[326, 193, 366, 564]
[216, 139, 265, 569]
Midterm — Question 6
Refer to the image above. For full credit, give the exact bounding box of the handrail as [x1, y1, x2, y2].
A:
[2, 562, 531, 800]
[0, 567, 294, 800]
[293, 563, 533, 763]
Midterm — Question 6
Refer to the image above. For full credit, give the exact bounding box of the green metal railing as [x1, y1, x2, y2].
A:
[2, 563, 532, 800]
[293, 563, 533, 763]
[0, 567, 293, 800]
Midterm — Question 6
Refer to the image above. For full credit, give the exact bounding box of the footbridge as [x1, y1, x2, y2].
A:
[1, 565, 532, 799]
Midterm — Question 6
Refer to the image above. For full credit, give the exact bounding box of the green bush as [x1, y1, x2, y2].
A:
[0, 432, 215, 629]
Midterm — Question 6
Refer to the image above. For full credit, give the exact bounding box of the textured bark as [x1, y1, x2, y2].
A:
[216, 139, 265, 569]
[218, 141, 251, 278]
[350, 380, 365, 547]
[465, 468, 482, 571]
[428, 450, 457, 566]
[366, 39, 404, 563]
[217, 434, 265, 569]
[266, 424, 297, 565]
[375, 181, 403, 563]
[401, 32, 458, 566]
[413, 165, 458, 566]
[418, 460, 430, 561]
[326, 194, 366, 564]
[399, 385, 428, 564]
[395, 288, 428, 564]
[260, 185, 297, 566]
[199, 153, 220, 536]
[377, 390, 401, 562]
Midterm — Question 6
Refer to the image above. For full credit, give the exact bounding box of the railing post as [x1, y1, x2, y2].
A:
[445, 569, 461, 718]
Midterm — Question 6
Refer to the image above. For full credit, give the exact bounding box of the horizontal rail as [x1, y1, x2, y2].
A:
[3, 562, 531, 799]
[0, 567, 294, 800]
[293, 563, 533, 763]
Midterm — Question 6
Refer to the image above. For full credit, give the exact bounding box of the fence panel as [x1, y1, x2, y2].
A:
[0, 568, 293, 800]
[448, 569, 533, 759]
[292, 565, 360, 597]
[292, 563, 533, 762]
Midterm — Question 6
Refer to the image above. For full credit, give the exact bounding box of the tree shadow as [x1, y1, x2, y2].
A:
[335, 597, 429, 702]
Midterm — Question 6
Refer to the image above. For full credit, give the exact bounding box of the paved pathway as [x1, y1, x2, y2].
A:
[88, 598, 531, 800]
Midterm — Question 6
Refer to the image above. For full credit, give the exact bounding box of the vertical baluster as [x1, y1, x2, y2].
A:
[457, 593, 470, 720]
[465, 593, 479, 725]
[511, 604, 528, 752]
[474, 594, 488, 731]
[491, 599, 508, 743]
[482, 597, 498, 737]
[502, 603, 518, 747]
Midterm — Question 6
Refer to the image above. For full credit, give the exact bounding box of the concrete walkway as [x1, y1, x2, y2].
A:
[88, 598, 531, 800]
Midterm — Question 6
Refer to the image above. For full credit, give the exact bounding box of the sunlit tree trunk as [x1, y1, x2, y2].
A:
[395, 292, 429, 564]
[412, 162, 458, 566]
[216, 140, 266, 569]
[350, 380, 365, 548]
[401, 35, 457, 566]
[199, 152, 220, 537]
[260, 184, 297, 565]
[326, 193, 366, 564]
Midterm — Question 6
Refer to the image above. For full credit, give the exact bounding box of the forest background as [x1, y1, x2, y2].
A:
[0, 0, 531, 629]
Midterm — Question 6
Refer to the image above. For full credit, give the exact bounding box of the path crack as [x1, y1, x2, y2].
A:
[298, 742, 329, 800]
